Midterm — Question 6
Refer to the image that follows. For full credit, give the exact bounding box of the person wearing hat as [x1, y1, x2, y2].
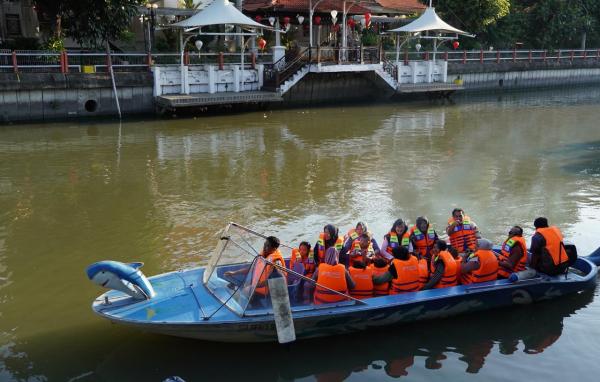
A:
[459, 238, 499, 285]
[529, 217, 569, 276]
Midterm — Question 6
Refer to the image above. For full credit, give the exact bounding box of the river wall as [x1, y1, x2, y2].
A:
[0, 72, 153, 123]
[448, 60, 600, 90]
[2, 59, 600, 123]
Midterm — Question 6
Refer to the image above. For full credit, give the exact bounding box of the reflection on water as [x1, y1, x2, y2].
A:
[1, 86, 600, 381]
[4, 290, 592, 381]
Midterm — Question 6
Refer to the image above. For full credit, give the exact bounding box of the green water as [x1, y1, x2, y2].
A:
[1, 87, 600, 381]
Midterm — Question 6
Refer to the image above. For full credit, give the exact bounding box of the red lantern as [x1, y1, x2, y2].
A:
[283, 16, 291, 26]
[255, 15, 262, 23]
[314, 16, 321, 25]
[347, 18, 355, 29]
[364, 13, 371, 27]
[258, 38, 267, 51]
[452, 40, 460, 50]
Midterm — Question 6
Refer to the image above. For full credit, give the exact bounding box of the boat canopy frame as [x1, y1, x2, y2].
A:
[203, 222, 365, 318]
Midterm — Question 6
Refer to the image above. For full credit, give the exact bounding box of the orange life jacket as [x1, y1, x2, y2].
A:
[536, 226, 567, 266]
[289, 248, 316, 278]
[430, 250, 457, 288]
[314, 263, 348, 305]
[461, 249, 498, 285]
[417, 257, 429, 289]
[348, 238, 374, 266]
[390, 256, 420, 294]
[315, 233, 344, 263]
[348, 266, 374, 299]
[369, 264, 390, 296]
[454, 256, 463, 284]
[447, 216, 478, 253]
[410, 226, 436, 258]
[498, 235, 527, 278]
[384, 230, 411, 256]
[252, 249, 286, 296]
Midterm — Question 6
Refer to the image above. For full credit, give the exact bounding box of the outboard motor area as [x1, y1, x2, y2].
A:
[86, 261, 156, 300]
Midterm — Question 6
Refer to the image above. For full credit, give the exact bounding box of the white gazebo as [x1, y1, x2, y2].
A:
[388, 3, 473, 64]
[167, 0, 276, 94]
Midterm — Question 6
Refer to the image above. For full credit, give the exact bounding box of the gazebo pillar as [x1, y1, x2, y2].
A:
[272, 18, 286, 69]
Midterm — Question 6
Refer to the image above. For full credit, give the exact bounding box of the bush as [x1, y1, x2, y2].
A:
[361, 29, 378, 46]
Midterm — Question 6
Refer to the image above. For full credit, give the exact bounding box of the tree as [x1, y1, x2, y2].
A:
[62, 0, 145, 49]
[423, 0, 511, 34]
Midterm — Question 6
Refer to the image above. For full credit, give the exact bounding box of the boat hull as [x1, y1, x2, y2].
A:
[92, 258, 598, 343]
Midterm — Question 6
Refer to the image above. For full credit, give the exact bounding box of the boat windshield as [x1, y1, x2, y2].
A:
[203, 223, 295, 316]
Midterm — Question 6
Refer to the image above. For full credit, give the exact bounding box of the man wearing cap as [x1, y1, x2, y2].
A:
[530, 217, 569, 276]
[459, 238, 499, 284]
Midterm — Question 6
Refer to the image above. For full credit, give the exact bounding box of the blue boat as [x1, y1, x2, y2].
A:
[87, 223, 599, 343]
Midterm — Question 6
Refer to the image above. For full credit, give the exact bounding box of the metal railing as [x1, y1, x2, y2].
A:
[2, 48, 600, 74]
[0, 50, 274, 73]
[383, 49, 600, 65]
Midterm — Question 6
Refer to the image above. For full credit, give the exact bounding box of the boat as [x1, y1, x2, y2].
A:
[87, 222, 599, 343]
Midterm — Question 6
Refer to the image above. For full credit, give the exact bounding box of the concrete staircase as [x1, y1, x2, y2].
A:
[374, 68, 398, 91]
[279, 65, 310, 95]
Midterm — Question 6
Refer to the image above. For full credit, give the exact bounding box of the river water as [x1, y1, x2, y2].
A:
[1, 87, 600, 381]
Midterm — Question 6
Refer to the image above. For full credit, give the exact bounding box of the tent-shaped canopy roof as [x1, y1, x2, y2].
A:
[171, 0, 266, 28]
[388, 7, 471, 35]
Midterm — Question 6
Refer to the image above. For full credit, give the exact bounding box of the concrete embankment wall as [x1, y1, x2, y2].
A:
[282, 72, 395, 105]
[448, 60, 600, 90]
[0, 73, 153, 123]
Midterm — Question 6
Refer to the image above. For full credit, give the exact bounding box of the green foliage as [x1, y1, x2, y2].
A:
[426, 0, 510, 34]
[361, 28, 378, 46]
[179, 0, 200, 9]
[63, 0, 145, 49]
[44, 36, 65, 52]
[419, 0, 600, 49]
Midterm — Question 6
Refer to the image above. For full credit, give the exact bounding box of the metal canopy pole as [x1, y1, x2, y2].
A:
[180, 29, 185, 94]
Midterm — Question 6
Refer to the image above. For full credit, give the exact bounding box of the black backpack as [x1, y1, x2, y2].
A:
[562, 243, 578, 267]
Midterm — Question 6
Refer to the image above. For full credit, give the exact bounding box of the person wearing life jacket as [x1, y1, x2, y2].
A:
[347, 233, 378, 267]
[313, 224, 344, 265]
[311, 247, 355, 305]
[373, 246, 420, 294]
[460, 238, 499, 285]
[341, 221, 381, 265]
[381, 219, 412, 262]
[223, 236, 286, 305]
[529, 217, 569, 276]
[448, 245, 463, 283]
[369, 257, 390, 296]
[446, 208, 479, 254]
[422, 240, 457, 290]
[289, 241, 316, 278]
[348, 260, 374, 299]
[497, 226, 528, 278]
[410, 216, 438, 260]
